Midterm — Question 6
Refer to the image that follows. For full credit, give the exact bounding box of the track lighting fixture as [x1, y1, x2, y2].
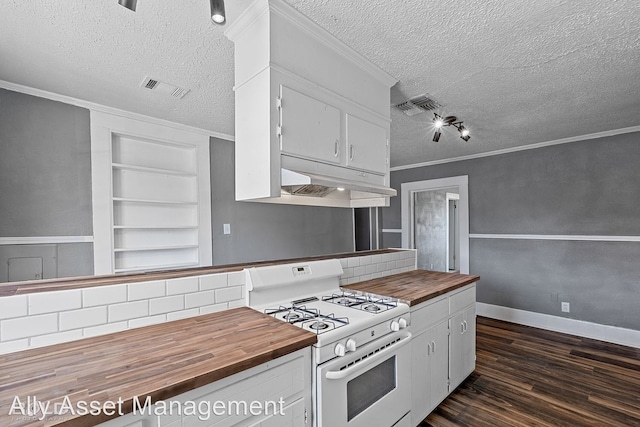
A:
[431, 113, 471, 142]
[118, 0, 137, 11]
[117, 0, 226, 25]
[210, 0, 226, 25]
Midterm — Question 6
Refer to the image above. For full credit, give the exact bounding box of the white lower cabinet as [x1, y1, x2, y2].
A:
[410, 284, 476, 426]
[98, 348, 311, 427]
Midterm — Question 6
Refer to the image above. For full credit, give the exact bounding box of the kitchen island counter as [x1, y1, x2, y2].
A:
[343, 269, 479, 306]
[0, 307, 316, 427]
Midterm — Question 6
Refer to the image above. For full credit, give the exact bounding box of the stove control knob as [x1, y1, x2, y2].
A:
[398, 317, 408, 329]
[346, 338, 357, 352]
[390, 320, 400, 332]
[334, 343, 346, 357]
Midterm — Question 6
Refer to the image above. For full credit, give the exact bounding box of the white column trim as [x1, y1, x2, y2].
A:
[477, 302, 640, 349]
[0, 236, 94, 245]
[401, 175, 469, 274]
[470, 234, 640, 242]
[381, 229, 402, 233]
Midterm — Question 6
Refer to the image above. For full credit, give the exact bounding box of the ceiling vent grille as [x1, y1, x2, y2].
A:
[140, 76, 190, 99]
[392, 94, 441, 116]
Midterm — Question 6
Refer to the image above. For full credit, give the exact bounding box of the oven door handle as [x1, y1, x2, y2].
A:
[325, 332, 412, 380]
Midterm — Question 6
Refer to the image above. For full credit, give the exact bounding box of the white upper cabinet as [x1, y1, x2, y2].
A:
[280, 86, 342, 165]
[225, 0, 397, 208]
[346, 114, 389, 174]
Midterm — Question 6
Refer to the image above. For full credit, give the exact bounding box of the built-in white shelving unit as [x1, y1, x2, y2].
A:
[91, 112, 212, 275]
[111, 135, 199, 273]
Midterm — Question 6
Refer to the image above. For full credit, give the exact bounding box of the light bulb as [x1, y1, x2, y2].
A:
[461, 129, 470, 137]
[434, 119, 444, 129]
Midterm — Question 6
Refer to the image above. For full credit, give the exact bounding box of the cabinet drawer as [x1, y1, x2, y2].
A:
[449, 284, 476, 314]
[410, 296, 448, 335]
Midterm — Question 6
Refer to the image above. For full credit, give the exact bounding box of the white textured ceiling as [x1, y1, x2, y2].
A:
[1, 0, 639, 167]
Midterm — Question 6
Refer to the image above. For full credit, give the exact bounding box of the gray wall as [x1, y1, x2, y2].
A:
[209, 138, 354, 265]
[0, 88, 92, 236]
[382, 132, 640, 331]
[0, 89, 94, 280]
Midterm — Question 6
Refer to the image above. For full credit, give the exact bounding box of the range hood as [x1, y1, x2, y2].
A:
[276, 169, 396, 208]
[226, 0, 397, 208]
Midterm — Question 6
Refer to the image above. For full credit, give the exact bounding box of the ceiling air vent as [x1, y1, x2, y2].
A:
[140, 76, 190, 99]
[392, 94, 441, 116]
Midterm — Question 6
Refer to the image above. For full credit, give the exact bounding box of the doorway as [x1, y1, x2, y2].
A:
[401, 176, 469, 274]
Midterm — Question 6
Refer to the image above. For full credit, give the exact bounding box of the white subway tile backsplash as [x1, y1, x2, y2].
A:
[83, 321, 128, 338]
[31, 330, 83, 347]
[108, 300, 149, 322]
[29, 290, 81, 315]
[0, 295, 28, 320]
[167, 277, 199, 295]
[149, 296, 184, 315]
[129, 315, 165, 328]
[199, 274, 228, 290]
[347, 257, 360, 268]
[1, 313, 58, 340]
[83, 285, 127, 307]
[0, 251, 416, 354]
[227, 271, 245, 286]
[185, 290, 216, 309]
[60, 307, 107, 331]
[199, 303, 228, 315]
[0, 339, 29, 354]
[166, 309, 200, 321]
[228, 299, 245, 309]
[128, 280, 165, 301]
[215, 286, 242, 303]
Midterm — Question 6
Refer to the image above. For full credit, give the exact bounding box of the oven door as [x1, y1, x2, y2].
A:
[317, 331, 412, 427]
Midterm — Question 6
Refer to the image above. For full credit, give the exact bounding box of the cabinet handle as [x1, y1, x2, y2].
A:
[334, 139, 339, 157]
[349, 145, 354, 161]
[463, 320, 468, 332]
[431, 341, 436, 353]
[426, 342, 430, 355]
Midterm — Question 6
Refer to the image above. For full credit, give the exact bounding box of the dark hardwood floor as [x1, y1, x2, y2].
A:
[420, 316, 640, 427]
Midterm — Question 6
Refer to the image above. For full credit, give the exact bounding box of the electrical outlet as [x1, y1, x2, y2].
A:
[223, 223, 231, 235]
[561, 302, 570, 313]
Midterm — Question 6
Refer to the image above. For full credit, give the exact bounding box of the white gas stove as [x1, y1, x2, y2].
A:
[245, 259, 412, 427]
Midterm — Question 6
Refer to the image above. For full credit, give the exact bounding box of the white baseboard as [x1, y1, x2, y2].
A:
[476, 302, 640, 349]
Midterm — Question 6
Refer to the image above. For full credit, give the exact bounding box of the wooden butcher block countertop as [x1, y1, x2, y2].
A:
[343, 270, 480, 307]
[0, 307, 316, 427]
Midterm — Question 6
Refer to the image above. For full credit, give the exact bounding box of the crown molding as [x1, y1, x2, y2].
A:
[0, 80, 234, 142]
[391, 125, 640, 172]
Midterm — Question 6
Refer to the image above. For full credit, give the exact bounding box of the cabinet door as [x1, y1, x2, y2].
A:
[461, 305, 476, 379]
[345, 114, 388, 174]
[448, 311, 465, 391]
[279, 86, 341, 165]
[430, 320, 450, 407]
[448, 306, 476, 391]
[411, 332, 431, 426]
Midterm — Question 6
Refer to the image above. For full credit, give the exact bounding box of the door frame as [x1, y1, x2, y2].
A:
[401, 176, 469, 274]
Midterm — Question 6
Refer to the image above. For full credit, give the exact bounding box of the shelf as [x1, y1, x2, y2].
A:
[112, 162, 196, 177]
[113, 197, 198, 205]
[114, 261, 200, 273]
[114, 245, 199, 253]
[113, 225, 198, 230]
